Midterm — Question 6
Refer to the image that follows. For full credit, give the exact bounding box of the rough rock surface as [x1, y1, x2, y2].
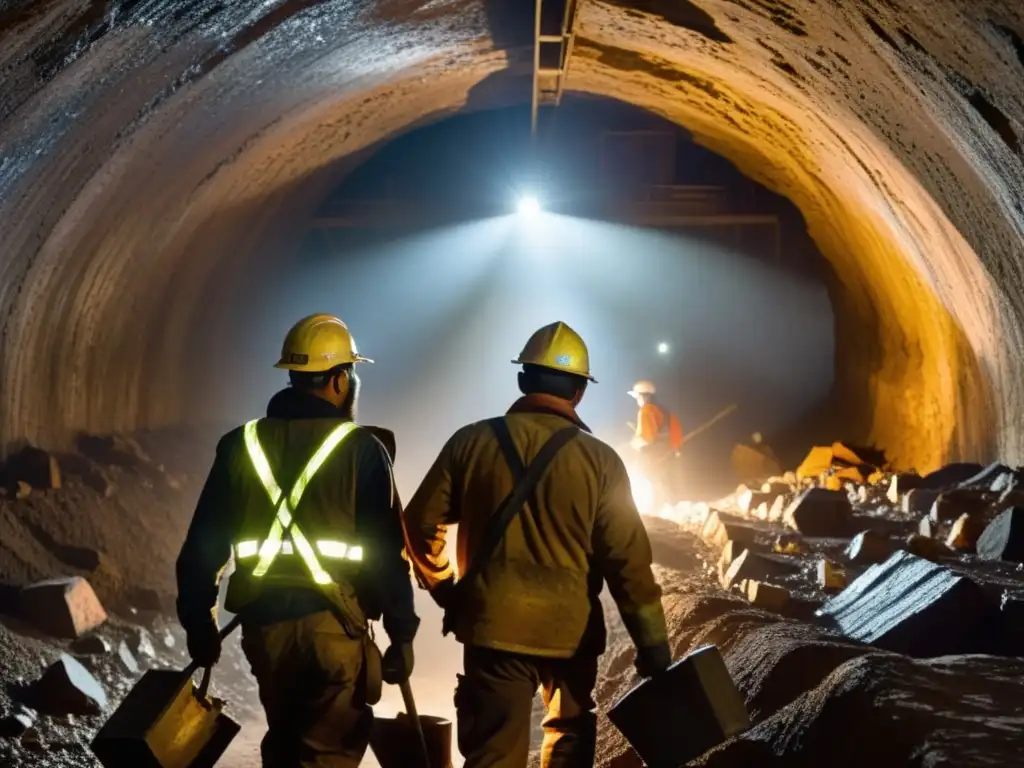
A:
[0, 1, 1023, 473]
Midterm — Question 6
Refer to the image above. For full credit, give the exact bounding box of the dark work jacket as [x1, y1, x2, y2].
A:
[175, 388, 420, 644]
[403, 394, 667, 658]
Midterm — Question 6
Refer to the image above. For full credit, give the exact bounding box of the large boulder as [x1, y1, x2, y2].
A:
[783, 489, 853, 537]
[977, 507, 1024, 563]
[19, 577, 108, 639]
[816, 551, 992, 657]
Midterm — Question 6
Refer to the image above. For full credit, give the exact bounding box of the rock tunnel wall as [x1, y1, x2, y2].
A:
[0, 0, 1022, 471]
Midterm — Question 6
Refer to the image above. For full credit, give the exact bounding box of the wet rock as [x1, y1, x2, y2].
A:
[844, 530, 894, 565]
[116, 641, 140, 674]
[816, 551, 991, 656]
[904, 533, 950, 561]
[902, 487, 940, 516]
[886, 472, 922, 504]
[70, 634, 112, 656]
[918, 462, 985, 490]
[977, 507, 1024, 563]
[783, 488, 853, 537]
[742, 580, 790, 612]
[929, 489, 996, 523]
[2, 445, 62, 490]
[24, 653, 108, 715]
[19, 577, 108, 639]
[816, 559, 846, 591]
[946, 513, 989, 552]
[722, 550, 795, 591]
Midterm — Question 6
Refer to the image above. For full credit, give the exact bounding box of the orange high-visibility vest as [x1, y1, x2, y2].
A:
[636, 403, 684, 451]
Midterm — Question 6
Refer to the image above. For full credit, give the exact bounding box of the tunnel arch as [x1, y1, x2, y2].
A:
[1, 0, 1022, 472]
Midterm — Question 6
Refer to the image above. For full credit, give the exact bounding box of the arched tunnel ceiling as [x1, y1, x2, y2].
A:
[0, 0, 1023, 472]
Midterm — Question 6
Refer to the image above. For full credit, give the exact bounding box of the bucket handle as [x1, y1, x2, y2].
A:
[183, 615, 242, 706]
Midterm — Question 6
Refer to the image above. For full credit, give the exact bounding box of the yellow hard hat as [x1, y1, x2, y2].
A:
[274, 314, 373, 372]
[512, 321, 596, 382]
[628, 380, 656, 399]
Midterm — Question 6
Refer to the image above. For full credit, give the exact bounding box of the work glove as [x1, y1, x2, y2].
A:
[382, 642, 415, 684]
[186, 622, 222, 668]
[634, 643, 672, 679]
[430, 578, 457, 611]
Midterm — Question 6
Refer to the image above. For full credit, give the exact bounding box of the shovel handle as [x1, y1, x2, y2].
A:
[400, 679, 431, 768]
[185, 615, 242, 703]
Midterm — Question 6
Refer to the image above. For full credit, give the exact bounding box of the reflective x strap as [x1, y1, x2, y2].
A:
[242, 420, 359, 584]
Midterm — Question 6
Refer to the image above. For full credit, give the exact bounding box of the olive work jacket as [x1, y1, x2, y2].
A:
[175, 388, 420, 645]
[402, 394, 668, 658]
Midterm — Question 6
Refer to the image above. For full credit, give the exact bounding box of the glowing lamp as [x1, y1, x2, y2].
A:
[517, 196, 541, 216]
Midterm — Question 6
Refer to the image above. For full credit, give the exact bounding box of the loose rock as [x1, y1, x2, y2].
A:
[16, 480, 31, 499]
[844, 530, 895, 565]
[742, 579, 790, 612]
[0, 705, 37, 738]
[902, 488, 940, 516]
[816, 559, 846, 591]
[70, 634, 111, 656]
[929, 489, 996, 524]
[721, 550, 795, 591]
[918, 462, 985, 490]
[946, 513, 988, 552]
[2, 445, 62, 490]
[905, 533, 950, 561]
[783, 488, 853, 537]
[116, 641, 140, 674]
[24, 653, 108, 715]
[816, 551, 991, 656]
[977, 507, 1024, 563]
[19, 577, 108, 639]
[886, 472, 922, 504]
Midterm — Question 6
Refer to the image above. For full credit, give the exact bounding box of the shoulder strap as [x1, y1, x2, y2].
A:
[460, 417, 580, 584]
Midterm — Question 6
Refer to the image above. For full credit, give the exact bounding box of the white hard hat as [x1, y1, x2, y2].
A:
[628, 380, 656, 399]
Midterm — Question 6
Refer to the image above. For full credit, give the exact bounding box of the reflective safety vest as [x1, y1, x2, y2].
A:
[226, 418, 364, 612]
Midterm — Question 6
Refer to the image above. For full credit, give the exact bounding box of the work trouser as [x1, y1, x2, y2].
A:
[241, 610, 371, 768]
[639, 443, 676, 510]
[456, 645, 598, 768]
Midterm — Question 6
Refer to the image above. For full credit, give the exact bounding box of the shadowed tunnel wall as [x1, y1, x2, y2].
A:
[1, 0, 1023, 471]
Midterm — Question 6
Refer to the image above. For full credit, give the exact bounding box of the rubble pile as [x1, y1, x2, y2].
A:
[594, 445, 1024, 767]
[0, 427, 262, 766]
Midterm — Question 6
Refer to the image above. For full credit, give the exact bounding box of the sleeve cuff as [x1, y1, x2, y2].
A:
[620, 599, 669, 649]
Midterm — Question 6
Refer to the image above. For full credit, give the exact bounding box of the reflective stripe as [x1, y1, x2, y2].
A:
[236, 540, 259, 558]
[242, 419, 359, 584]
[317, 540, 348, 558]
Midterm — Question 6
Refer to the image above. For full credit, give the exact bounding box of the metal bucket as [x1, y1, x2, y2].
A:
[607, 644, 750, 768]
[91, 617, 241, 768]
[90, 667, 240, 768]
[370, 713, 453, 768]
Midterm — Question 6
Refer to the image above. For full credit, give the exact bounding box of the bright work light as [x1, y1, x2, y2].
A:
[517, 196, 541, 216]
[657, 341, 670, 355]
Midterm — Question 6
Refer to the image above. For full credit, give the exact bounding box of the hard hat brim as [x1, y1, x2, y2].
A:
[512, 358, 597, 383]
[274, 354, 373, 371]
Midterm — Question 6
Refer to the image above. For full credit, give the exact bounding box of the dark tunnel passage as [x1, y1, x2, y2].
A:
[1, 0, 1023, 473]
[209, 96, 839, 498]
[2, 3, 1024, 766]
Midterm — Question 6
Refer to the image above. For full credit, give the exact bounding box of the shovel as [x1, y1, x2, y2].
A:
[91, 616, 242, 768]
[370, 678, 452, 768]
